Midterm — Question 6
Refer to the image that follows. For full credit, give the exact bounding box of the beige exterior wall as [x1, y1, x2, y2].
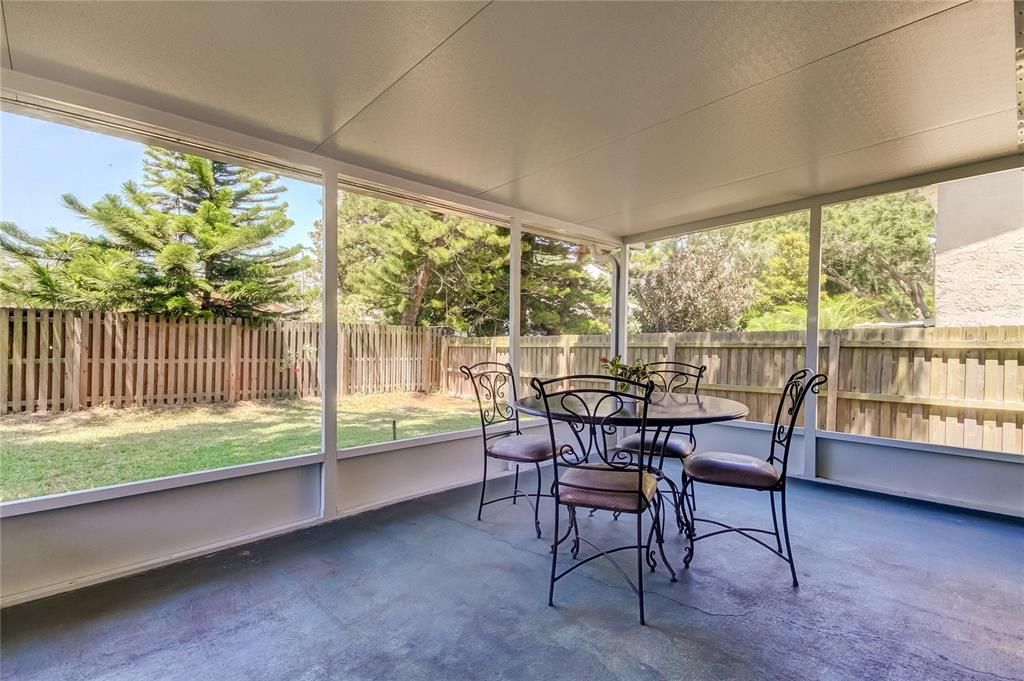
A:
[934, 169, 1024, 327]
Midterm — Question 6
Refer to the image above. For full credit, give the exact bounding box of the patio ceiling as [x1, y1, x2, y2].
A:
[0, 0, 1017, 240]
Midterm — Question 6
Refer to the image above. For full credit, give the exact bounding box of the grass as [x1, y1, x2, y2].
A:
[0, 393, 482, 501]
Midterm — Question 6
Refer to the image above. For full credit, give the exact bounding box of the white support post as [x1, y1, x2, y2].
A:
[320, 169, 340, 519]
[612, 248, 629, 359]
[508, 217, 522, 381]
[802, 204, 823, 478]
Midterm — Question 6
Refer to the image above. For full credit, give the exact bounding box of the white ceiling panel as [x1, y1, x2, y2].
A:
[1, 0, 1017, 240]
[482, 0, 1014, 230]
[319, 0, 961, 196]
[2, 0, 485, 149]
[598, 110, 1016, 238]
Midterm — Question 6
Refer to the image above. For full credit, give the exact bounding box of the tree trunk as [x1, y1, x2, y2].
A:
[824, 267, 896, 321]
[400, 257, 435, 326]
[201, 261, 213, 311]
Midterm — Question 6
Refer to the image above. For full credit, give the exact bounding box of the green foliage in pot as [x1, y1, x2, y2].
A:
[599, 355, 651, 392]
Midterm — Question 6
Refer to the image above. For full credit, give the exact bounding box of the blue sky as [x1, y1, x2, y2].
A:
[0, 111, 323, 249]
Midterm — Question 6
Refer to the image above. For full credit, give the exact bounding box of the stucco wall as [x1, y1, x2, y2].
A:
[934, 169, 1024, 327]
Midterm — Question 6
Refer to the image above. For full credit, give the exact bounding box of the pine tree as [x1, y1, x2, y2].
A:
[520, 234, 611, 336]
[327, 193, 510, 334]
[0, 147, 312, 319]
[320, 193, 611, 336]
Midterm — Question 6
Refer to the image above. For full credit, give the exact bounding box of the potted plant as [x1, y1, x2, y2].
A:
[599, 355, 651, 393]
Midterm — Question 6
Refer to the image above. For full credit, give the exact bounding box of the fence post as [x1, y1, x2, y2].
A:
[23, 310, 39, 413]
[440, 335, 450, 393]
[228, 321, 240, 401]
[337, 324, 348, 397]
[665, 332, 677, 363]
[65, 314, 82, 410]
[420, 328, 430, 392]
[430, 330, 442, 391]
[0, 308, 8, 414]
[825, 330, 841, 431]
[561, 336, 572, 389]
[80, 312, 92, 408]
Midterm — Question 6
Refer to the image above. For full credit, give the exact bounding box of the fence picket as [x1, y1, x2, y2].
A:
[51, 310, 64, 411]
[37, 309, 49, 412]
[11, 309, 23, 413]
[0, 309, 8, 415]
[25, 309, 37, 411]
[67, 313, 81, 409]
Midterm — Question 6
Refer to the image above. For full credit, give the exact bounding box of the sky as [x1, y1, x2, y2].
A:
[0, 111, 323, 249]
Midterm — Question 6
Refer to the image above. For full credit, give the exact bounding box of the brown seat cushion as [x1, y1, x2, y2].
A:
[618, 431, 694, 458]
[558, 466, 658, 513]
[487, 433, 556, 462]
[684, 451, 781, 490]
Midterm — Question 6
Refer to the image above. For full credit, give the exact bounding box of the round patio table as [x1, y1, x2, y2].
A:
[514, 391, 748, 428]
[514, 390, 749, 543]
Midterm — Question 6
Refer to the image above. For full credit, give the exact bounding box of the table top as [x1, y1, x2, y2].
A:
[514, 391, 748, 427]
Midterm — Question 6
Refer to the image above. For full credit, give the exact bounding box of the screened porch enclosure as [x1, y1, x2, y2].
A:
[0, 1, 1022, 679]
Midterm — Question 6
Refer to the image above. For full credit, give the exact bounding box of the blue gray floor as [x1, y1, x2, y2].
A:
[2, 467, 1022, 681]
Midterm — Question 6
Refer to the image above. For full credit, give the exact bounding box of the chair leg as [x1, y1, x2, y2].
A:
[677, 469, 690, 534]
[682, 484, 695, 569]
[477, 455, 488, 521]
[671, 486, 684, 534]
[512, 465, 520, 504]
[533, 462, 543, 538]
[769, 490, 783, 553]
[549, 501, 560, 607]
[636, 510, 646, 625]
[781, 485, 799, 588]
[645, 505, 658, 572]
[652, 495, 677, 582]
[569, 506, 581, 559]
[682, 475, 696, 539]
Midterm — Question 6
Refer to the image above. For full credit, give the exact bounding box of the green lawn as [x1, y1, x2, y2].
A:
[0, 393, 481, 501]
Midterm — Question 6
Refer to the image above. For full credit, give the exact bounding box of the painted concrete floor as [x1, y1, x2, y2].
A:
[2, 469, 1022, 681]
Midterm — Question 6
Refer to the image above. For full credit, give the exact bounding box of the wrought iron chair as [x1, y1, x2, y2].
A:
[461, 362, 554, 538]
[533, 374, 674, 626]
[682, 368, 827, 587]
[617, 362, 706, 529]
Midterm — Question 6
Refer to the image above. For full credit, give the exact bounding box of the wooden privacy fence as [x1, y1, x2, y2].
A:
[4, 307, 1022, 454]
[443, 327, 1024, 455]
[442, 334, 610, 397]
[337, 323, 443, 396]
[1, 308, 320, 413]
[820, 326, 1023, 454]
[1, 310, 443, 414]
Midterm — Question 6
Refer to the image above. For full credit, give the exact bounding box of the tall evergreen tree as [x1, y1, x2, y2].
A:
[315, 193, 610, 336]
[0, 147, 311, 319]
[520, 234, 610, 336]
